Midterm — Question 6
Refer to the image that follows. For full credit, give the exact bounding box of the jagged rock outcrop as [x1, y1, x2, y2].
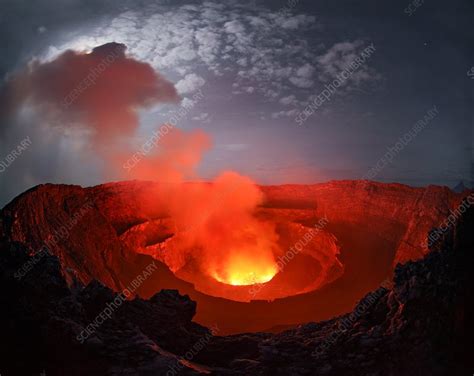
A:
[0, 240, 210, 375]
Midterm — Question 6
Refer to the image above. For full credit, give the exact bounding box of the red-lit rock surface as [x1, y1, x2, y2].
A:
[0, 180, 466, 334]
[0, 192, 471, 375]
[261, 180, 461, 265]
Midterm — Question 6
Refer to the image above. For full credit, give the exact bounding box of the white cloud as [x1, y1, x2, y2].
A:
[192, 112, 209, 121]
[39, 4, 380, 112]
[279, 15, 316, 30]
[181, 97, 196, 108]
[175, 73, 206, 95]
[289, 76, 314, 88]
[224, 20, 246, 34]
[279, 95, 297, 106]
[271, 109, 299, 119]
[316, 40, 381, 89]
[288, 63, 315, 88]
[296, 63, 315, 78]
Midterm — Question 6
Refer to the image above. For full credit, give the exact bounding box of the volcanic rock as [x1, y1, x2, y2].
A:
[0, 186, 471, 375]
[0, 180, 469, 336]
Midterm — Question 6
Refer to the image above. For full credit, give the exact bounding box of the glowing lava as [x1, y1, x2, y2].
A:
[211, 252, 279, 286]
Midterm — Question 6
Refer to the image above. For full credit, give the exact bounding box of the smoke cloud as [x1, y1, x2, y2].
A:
[2, 42, 179, 139]
[0, 42, 179, 204]
[124, 127, 212, 183]
[161, 171, 281, 283]
[0, 42, 281, 284]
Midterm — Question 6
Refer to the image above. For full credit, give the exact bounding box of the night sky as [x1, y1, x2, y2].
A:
[0, 0, 472, 207]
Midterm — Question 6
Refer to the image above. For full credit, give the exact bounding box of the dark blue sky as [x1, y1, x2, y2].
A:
[0, 0, 472, 206]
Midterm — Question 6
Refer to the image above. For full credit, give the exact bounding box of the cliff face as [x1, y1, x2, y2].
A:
[0, 180, 467, 334]
[261, 180, 462, 265]
[0, 188, 471, 375]
[1, 184, 132, 291]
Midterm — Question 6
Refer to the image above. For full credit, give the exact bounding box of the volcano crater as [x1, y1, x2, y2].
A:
[1, 180, 464, 334]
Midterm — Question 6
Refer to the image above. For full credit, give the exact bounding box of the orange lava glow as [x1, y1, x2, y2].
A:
[210, 251, 279, 286]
